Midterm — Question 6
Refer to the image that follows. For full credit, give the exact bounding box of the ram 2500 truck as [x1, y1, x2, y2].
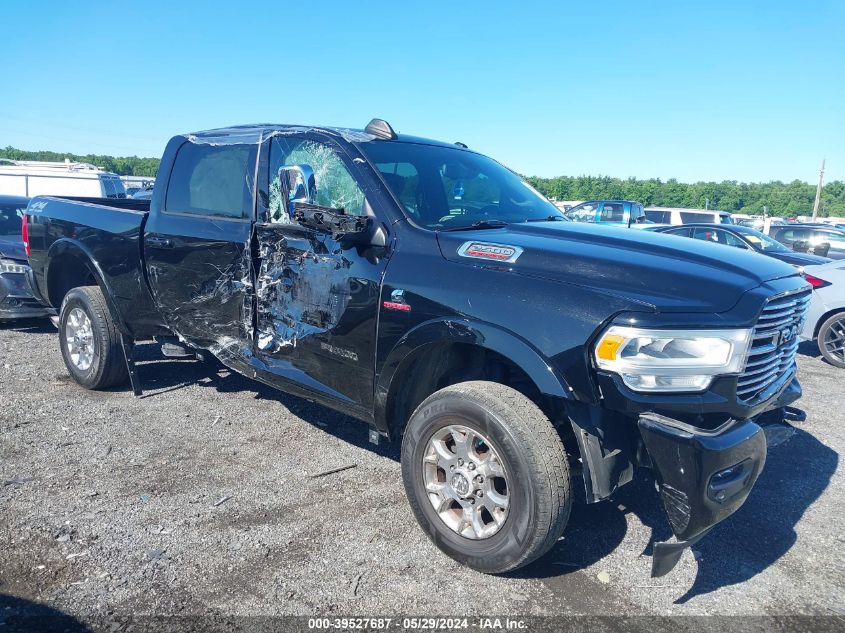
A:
[24, 119, 809, 576]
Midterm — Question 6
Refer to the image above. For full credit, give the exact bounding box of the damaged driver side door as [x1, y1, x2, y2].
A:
[254, 134, 390, 414]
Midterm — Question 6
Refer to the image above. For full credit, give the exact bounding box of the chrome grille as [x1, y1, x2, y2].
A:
[737, 288, 811, 401]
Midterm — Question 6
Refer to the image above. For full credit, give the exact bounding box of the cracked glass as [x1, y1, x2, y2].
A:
[268, 137, 365, 224]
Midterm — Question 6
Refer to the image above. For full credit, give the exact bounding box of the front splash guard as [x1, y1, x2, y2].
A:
[638, 413, 768, 577]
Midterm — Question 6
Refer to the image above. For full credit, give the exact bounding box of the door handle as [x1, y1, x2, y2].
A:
[146, 236, 173, 248]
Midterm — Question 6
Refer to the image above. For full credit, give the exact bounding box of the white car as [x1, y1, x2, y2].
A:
[800, 259, 845, 368]
[644, 207, 733, 225]
[0, 160, 126, 198]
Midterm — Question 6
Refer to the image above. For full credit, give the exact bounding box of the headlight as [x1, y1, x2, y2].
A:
[0, 258, 28, 274]
[594, 326, 752, 393]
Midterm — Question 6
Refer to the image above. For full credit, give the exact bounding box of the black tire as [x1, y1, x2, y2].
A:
[817, 312, 845, 369]
[401, 381, 571, 574]
[59, 286, 128, 389]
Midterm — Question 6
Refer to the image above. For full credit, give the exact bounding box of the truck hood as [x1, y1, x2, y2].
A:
[0, 235, 26, 262]
[437, 222, 799, 313]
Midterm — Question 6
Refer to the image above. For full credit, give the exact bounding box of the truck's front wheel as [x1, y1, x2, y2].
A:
[59, 286, 128, 390]
[401, 381, 571, 574]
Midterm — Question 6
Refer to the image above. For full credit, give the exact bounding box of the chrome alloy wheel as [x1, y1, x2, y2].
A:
[823, 316, 845, 364]
[65, 307, 95, 371]
[422, 424, 510, 539]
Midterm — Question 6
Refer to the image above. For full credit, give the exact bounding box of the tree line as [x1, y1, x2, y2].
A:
[1, 146, 159, 178]
[525, 174, 845, 217]
[2, 145, 842, 216]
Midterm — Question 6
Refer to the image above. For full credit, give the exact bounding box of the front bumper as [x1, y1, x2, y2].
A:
[0, 269, 51, 321]
[637, 376, 800, 576]
[639, 414, 767, 576]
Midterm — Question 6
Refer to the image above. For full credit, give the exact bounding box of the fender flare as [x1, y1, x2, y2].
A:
[45, 238, 129, 334]
[373, 317, 573, 433]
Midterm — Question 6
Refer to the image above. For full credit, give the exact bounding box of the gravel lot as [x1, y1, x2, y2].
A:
[1, 318, 843, 623]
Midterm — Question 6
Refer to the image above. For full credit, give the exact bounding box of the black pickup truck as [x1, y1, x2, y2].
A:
[24, 119, 809, 576]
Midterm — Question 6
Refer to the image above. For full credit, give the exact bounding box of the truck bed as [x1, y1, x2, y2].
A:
[25, 195, 164, 336]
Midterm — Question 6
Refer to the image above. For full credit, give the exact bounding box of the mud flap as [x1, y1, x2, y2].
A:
[568, 404, 635, 503]
[120, 335, 142, 397]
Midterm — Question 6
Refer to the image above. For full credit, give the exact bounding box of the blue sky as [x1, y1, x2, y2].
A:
[1, 1, 843, 183]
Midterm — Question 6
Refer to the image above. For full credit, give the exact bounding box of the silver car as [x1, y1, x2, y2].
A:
[800, 259, 845, 368]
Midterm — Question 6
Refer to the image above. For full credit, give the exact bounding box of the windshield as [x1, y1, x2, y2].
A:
[0, 203, 25, 235]
[741, 229, 789, 252]
[360, 142, 565, 229]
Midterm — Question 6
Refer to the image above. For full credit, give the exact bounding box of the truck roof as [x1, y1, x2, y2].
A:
[183, 122, 464, 150]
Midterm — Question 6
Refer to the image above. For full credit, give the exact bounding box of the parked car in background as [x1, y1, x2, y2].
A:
[131, 186, 154, 200]
[0, 195, 50, 321]
[734, 217, 789, 231]
[768, 224, 845, 260]
[645, 207, 733, 225]
[562, 200, 646, 225]
[800, 260, 845, 368]
[654, 223, 831, 267]
[0, 160, 126, 199]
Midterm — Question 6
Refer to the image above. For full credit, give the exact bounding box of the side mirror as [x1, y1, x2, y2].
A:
[292, 198, 387, 250]
[792, 239, 810, 253]
[292, 201, 371, 243]
[278, 165, 316, 209]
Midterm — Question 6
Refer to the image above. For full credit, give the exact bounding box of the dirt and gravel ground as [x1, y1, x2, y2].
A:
[1, 318, 843, 624]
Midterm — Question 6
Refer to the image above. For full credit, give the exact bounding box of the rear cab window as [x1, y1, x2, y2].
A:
[165, 143, 257, 219]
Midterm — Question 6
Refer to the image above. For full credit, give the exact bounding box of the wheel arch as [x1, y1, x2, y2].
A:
[814, 306, 845, 338]
[374, 318, 573, 440]
[45, 239, 128, 334]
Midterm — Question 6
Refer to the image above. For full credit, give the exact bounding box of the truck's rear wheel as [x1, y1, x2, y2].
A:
[818, 311, 845, 368]
[59, 286, 128, 389]
[401, 381, 571, 573]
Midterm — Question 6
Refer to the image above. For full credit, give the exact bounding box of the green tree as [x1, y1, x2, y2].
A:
[1, 146, 160, 177]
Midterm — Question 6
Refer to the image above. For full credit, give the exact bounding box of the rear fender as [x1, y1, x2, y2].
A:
[45, 238, 129, 334]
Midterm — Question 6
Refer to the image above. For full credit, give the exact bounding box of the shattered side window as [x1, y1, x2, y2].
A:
[268, 137, 365, 224]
